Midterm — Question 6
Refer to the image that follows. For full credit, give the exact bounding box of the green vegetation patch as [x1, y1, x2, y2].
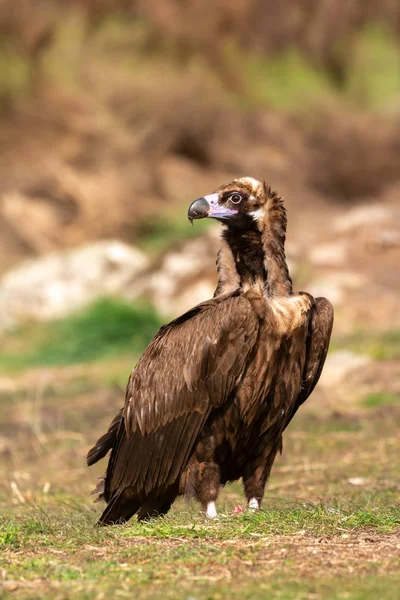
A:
[1, 497, 399, 551]
[247, 51, 335, 111]
[332, 329, 400, 360]
[0, 298, 164, 374]
[224, 26, 400, 113]
[1, 501, 399, 600]
[1, 574, 400, 600]
[362, 392, 399, 408]
[344, 25, 400, 111]
[224, 44, 336, 112]
[0, 38, 31, 103]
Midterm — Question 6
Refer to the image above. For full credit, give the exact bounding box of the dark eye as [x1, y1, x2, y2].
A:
[230, 193, 242, 204]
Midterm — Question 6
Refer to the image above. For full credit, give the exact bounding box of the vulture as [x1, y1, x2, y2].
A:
[87, 177, 333, 524]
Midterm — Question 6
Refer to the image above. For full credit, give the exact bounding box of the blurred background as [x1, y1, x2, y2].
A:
[0, 0, 399, 512]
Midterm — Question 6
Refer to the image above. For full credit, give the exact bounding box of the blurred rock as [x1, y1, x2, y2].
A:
[0, 241, 149, 331]
[124, 228, 300, 317]
[0, 222, 305, 328]
[334, 204, 391, 233]
[0, 377, 17, 393]
[367, 229, 400, 251]
[124, 232, 219, 317]
[308, 241, 347, 267]
[348, 477, 369, 486]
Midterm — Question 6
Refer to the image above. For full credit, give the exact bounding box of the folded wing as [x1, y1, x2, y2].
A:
[285, 296, 334, 427]
[101, 292, 259, 510]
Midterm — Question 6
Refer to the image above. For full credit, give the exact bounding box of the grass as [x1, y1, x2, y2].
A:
[224, 44, 336, 112]
[0, 497, 399, 599]
[344, 25, 400, 111]
[1, 497, 399, 550]
[0, 36, 32, 106]
[223, 26, 400, 114]
[0, 368, 399, 599]
[1, 577, 399, 600]
[362, 392, 399, 408]
[331, 329, 400, 360]
[0, 298, 164, 374]
[40, 8, 88, 87]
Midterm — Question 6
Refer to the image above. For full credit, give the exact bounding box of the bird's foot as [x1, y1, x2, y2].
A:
[205, 501, 218, 520]
[248, 497, 260, 511]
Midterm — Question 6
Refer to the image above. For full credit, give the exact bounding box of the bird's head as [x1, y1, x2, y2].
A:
[188, 177, 277, 229]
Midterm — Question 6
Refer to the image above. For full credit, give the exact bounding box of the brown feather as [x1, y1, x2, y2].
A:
[89, 177, 334, 523]
[102, 294, 259, 505]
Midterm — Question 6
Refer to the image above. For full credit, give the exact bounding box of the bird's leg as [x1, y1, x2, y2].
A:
[196, 462, 220, 519]
[206, 501, 218, 519]
[248, 497, 260, 511]
[243, 442, 281, 511]
[242, 463, 265, 511]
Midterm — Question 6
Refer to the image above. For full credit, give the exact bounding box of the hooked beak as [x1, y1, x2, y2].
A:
[188, 193, 239, 224]
[187, 197, 210, 224]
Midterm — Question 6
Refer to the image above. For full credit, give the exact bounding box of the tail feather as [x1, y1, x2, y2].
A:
[97, 491, 140, 526]
[87, 409, 123, 467]
[90, 477, 105, 502]
[137, 485, 179, 522]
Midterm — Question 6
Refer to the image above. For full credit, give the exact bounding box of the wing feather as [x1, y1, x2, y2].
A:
[285, 296, 334, 427]
[86, 408, 123, 467]
[103, 292, 259, 502]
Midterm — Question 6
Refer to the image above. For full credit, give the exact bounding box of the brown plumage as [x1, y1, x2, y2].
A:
[87, 177, 333, 524]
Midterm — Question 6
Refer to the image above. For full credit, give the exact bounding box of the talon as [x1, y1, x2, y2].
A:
[206, 501, 218, 519]
[248, 498, 259, 510]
